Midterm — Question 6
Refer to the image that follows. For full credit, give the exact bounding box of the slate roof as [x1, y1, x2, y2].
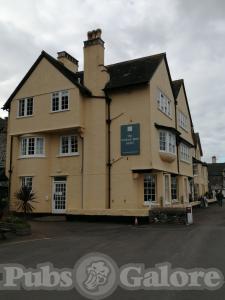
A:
[3, 51, 173, 109]
[3, 51, 91, 110]
[105, 53, 165, 90]
[207, 163, 225, 176]
[172, 79, 183, 99]
[193, 132, 203, 156]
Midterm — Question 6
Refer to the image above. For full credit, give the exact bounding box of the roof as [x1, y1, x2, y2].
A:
[172, 79, 183, 99]
[3, 51, 91, 110]
[105, 53, 166, 90]
[207, 163, 225, 176]
[193, 132, 203, 156]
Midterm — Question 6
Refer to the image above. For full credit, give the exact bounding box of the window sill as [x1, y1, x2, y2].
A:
[50, 109, 70, 114]
[159, 151, 176, 162]
[18, 155, 46, 159]
[144, 201, 157, 207]
[158, 109, 172, 120]
[179, 125, 189, 133]
[16, 115, 34, 119]
[57, 153, 79, 157]
[180, 159, 191, 165]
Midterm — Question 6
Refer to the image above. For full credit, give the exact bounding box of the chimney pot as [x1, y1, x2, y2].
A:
[212, 156, 217, 163]
[57, 51, 79, 73]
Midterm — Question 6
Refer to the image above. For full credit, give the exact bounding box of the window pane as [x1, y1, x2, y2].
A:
[171, 176, 177, 200]
[19, 99, 25, 116]
[70, 136, 78, 153]
[61, 136, 69, 153]
[28, 138, 35, 155]
[159, 131, 166, 151]
[144, 174, 156, 202]
[21, 138, 27, 155]
[26, 98, 33, 116]
[21, 176, 32, 191]
[52, 93, 59, 111]
[36, 138, 44, 155]
[61, 91, 69, 110]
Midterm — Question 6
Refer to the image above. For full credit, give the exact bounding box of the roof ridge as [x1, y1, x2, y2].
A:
[106, 52, 166, 68]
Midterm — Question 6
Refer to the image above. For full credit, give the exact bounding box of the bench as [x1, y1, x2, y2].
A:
[0, 222, 16, 239]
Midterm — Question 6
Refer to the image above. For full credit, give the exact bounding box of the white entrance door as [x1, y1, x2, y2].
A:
[52, 180, 66, 213]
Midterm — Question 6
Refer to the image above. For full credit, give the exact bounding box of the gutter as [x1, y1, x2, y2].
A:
[105, 93, 112, 209]
[8, 136, 13, 212]
[174, 100, 180, 174]
[90, 92, 112, 209]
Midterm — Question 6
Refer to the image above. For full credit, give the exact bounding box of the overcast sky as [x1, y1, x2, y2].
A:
[0, 0, 224, 162]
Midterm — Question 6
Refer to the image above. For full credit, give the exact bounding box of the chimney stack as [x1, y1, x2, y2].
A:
[83, 28, 108, 95]
[212, 156, 217, 163]
[57, 51, 79, 73]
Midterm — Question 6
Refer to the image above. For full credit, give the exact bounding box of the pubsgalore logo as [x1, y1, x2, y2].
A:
[0, 252, 224, 299]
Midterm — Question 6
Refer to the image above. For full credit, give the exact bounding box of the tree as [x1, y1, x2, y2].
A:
[15, 186, 37, 217]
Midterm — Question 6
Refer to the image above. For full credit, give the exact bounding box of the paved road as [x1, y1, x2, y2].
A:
[0, 203, 225, 300]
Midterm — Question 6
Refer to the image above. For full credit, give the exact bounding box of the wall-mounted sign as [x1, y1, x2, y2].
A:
[121, 123, 140, 155]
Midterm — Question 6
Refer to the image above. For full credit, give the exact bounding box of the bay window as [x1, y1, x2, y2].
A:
[159, 130, 176, 154]
[20, 137, 44, 157]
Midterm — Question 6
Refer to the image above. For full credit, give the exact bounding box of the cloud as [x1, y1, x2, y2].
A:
[0, 0, 224, 162]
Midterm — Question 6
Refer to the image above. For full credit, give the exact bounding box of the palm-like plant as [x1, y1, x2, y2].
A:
[15, 186, 37, 217]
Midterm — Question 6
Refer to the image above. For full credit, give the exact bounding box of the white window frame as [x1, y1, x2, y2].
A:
[51, 90, 69, 112]
[159, 130, 176, 154]
[157, 89, 171, 117]
[193, 164, 198, 176]
[20, 137, 45, 158]
[178, 111, 188, 131]
[164, 174, 171, 205]
[171, 175, 178, 202]
[180, 143, 190, 163]
[21, 176, 33, 191]
[17, 98, 33, 117]
[59, 135, 79, 156]
[144, 174, 157, 205]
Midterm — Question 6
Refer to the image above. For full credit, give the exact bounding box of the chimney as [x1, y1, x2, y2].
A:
[57, 51, 79, 73]
[83, 28, 109, 95]
[212, 156, 217, 163]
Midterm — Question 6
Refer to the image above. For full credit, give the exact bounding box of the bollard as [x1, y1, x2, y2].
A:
[134, 217, 138, 226]
[186, 205, 193, 225]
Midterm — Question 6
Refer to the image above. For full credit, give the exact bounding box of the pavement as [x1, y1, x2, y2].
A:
[0, 203, 225, 299]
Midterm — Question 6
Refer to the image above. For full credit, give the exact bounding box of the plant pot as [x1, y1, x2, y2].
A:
[16, 227, 32, 236]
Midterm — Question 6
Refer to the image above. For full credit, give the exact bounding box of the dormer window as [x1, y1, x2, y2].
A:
[18, 98, 33, 117]
[157, 90, 171, 117]
[52, 90, 69, 112]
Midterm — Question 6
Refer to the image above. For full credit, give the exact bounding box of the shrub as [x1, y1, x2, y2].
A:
[15, 186, 37, 217]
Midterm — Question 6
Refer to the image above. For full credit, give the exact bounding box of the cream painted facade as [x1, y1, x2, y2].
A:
[193, 135, 208, 199]
[4, 29, 208, 216]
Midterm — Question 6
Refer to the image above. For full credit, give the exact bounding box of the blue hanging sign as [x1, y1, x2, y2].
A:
[121, 123, 140, 155]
